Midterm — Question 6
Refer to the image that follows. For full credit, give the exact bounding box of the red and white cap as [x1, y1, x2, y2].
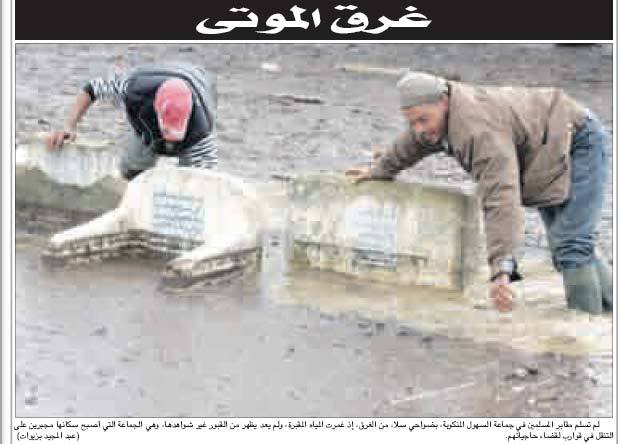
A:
[154, 78, 193, 141]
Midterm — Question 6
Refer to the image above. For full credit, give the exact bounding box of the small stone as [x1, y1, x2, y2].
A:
[514, 367, 529, 378]
[24, 391, 38, 406]
[90, 326, 108, 337]
[261, 62, 281, 73]
[357, 319, 372, 329]
[271, 174, 292, 182]
[506, 367, 529, 380]
[216, 404, 230, 416]
[357, 319, 374, 336]
[585, 368, 598, 384]
[272, 93, 323, 105]
[396, 326, 416, 336]
[284, 346, 295, 359]
[537, 395, 559, 403]
[287, 388, 302, 400]
[94, 367, 114, 378]
[46, 327, 63, 335]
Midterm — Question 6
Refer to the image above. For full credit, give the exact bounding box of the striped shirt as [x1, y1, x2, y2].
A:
[84, 75, 218, 169]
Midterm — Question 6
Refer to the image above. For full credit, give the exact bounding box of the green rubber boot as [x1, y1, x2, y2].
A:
[594, 258, 613, 312]
[562, 264, 603, 314]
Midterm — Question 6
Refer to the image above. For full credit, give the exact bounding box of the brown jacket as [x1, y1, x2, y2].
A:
[369, 81, 587, 279]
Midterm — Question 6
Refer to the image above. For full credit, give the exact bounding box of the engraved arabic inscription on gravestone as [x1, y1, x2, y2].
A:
[152, 188, 205, 239]
[342, 197, 399, 268]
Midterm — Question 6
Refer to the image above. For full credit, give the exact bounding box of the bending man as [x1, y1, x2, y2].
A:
[347, 71, 612, 314]
[46, 63, 219, 180]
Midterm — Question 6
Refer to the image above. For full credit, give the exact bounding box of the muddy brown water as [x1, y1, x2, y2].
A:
[15, 208, 612, 418]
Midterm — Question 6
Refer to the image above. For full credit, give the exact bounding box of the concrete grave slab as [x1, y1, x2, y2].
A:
[43, 166, 265, 287]
[288, 173, 487, 291]
[16, 135, 126, 214]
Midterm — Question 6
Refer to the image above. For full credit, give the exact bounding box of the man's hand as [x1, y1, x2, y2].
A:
[489, 273, 515, 312]
[44, 130, 76, 150]
[345, 165, 374, 184]
[44, 90, 93, 150]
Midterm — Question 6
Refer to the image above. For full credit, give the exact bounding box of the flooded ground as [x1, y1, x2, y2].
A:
[15, 206, 613, 418]
[14, 43, 614, 418]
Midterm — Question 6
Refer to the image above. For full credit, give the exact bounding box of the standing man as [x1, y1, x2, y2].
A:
[45, 63, 218, 180]
[347, 72, 612, 314]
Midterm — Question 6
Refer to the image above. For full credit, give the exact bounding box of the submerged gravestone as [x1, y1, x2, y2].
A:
[15, 136, 126, 213]
[288, 173, 486, 290]
[43, 166, 265, 287]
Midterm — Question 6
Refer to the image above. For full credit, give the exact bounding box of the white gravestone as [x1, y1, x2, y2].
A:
[288, 173, 486, 290]
[43, 165, 265, 287]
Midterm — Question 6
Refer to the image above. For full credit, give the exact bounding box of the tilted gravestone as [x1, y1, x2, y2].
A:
[288, 173, 487, 291]
[43, 166, 264, 287]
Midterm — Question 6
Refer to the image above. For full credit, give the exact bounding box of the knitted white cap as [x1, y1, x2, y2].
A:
[397, 71, 448, 109]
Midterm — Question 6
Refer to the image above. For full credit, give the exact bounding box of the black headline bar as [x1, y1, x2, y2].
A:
[16, 0, 613, 40]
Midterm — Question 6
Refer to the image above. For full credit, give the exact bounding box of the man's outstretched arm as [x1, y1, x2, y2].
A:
[44, 75, 127, 149]
[346, 130, 441, 182]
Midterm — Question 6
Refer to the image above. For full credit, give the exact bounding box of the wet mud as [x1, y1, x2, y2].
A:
[14, 208, 612, 417]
